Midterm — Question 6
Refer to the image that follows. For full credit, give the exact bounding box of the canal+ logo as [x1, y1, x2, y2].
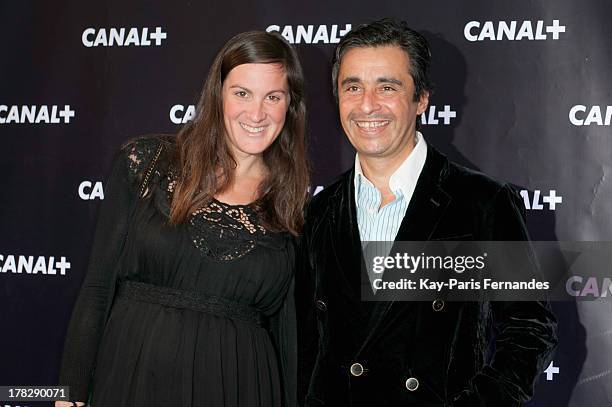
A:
[79, 181, 104, 200]
[0, 105, 75, 124]
[421, 105, 457, 126]
[464, 20, 565, 41]
[569, 105, 612, 126]
[0, 254, 71, 276]
[170, 104, 196, 124]
[266, 24, 351, 44]
[82, 27, 167, 47]
[520, 190, 562, 211]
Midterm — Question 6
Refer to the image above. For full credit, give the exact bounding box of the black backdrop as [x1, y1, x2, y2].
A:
[2, 1, 611, 406]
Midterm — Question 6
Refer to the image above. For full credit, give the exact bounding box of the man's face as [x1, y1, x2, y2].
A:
[337, 46, 429, 161]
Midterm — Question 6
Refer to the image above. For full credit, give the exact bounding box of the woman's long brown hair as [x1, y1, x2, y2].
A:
[169, 31, 309, 235]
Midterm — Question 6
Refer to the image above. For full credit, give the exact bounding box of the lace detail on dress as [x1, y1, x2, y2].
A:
[123, 137, 165, 193]
[188, 200, 267, 261]
[156, 156, 270, 262]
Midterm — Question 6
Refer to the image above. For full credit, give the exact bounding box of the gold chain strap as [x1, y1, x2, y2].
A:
[139, 143, 163, 198]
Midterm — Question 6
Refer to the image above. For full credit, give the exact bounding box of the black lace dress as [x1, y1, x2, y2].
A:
[58, 136, 296, 407]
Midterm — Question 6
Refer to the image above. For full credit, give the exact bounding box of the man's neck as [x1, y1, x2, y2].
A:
[359, 136, 416, 194]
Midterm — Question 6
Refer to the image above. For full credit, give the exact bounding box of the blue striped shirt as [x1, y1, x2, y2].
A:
[354, 131, 428, 243]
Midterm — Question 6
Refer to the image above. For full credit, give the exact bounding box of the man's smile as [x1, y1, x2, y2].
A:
[354, 120, 390, 128]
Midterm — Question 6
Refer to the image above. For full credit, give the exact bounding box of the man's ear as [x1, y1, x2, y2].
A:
[417, 91, 430, 115]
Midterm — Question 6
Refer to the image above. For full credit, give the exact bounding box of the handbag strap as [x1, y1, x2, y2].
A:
[139, 142, 164, 198]
[97, 141, 163, 382]
[100, 140, 165, 332]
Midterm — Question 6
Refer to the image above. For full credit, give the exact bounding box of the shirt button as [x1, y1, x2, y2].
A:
[432, 298, 445, 312]
[315, 299, 327, 312]
[350, 362, 364, 377]
[405, 377, 419, 391]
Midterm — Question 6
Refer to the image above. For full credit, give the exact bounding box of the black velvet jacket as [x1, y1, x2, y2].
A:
[296, 145, 557, 407]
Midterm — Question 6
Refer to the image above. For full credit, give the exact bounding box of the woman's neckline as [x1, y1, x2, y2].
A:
[212, 196, 256, 208]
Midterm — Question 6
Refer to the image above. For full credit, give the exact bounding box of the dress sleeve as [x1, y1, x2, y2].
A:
[58, 145, 138, 402]
[269, 241, 298, 407]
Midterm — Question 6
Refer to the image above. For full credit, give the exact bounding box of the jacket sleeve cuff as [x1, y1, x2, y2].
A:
[452, 365, 523, 407]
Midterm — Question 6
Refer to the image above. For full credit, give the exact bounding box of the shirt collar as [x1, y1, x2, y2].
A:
[354, 131, 428, 202]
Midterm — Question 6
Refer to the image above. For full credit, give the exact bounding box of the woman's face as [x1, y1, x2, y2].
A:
[222, 63, 290, 161]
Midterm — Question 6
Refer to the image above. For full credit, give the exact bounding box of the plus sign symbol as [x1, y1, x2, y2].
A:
[150, 26, 167, 46]
[437, 105, 457, 125]
[420, 105, 457, 125]
[56, 256, 72, 275]
[544, 361, 560, 381]
[546, 20, 566, 40]
[59, 105, 75, 123]
[542, 190, 563, 210]
[520, 189, 563, 211]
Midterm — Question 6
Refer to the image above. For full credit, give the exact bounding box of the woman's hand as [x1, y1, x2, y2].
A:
[55, 401, 86, 406]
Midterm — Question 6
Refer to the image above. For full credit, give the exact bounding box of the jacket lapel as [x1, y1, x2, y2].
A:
[394, 146, 451, 242]
[327, 171, 369, 314]
[358, 146, 453, 355]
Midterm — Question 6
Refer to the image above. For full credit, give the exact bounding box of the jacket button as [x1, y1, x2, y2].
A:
[432, 298, 444, 312]
[349, 362, 364, 377]
[405, 377, 419, 391]
[315, 299, 327, 312]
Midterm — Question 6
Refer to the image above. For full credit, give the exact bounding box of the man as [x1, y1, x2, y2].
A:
[297, 18, 557, 407]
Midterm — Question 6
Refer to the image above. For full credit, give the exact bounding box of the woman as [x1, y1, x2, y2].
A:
[57, 31, 308, 407]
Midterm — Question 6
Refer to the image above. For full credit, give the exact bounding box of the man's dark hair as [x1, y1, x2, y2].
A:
[331, 18, 432, 102]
